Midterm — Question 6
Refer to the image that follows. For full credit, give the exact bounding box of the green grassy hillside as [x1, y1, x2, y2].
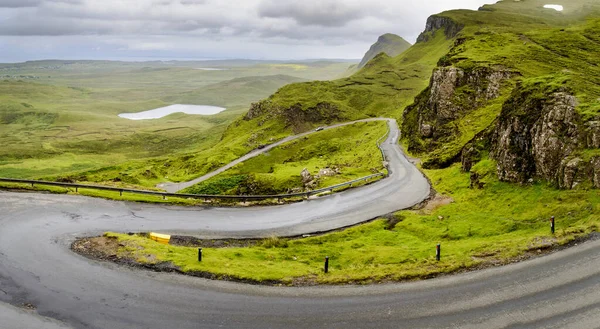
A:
[181, 121, 387, 195]
[48, 32, 451, 188]
[0, 61, 352, 184]
[106, 163, 600, 284]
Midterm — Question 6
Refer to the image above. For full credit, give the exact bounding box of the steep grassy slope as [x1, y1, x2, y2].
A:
[181, 121, 387, 195]
[358, 33, 412, 69]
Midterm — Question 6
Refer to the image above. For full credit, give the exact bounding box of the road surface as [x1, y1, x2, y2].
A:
[1, 119, 598, 328]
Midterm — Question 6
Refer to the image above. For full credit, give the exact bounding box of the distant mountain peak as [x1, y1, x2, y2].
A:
[358, 33, 411, 69]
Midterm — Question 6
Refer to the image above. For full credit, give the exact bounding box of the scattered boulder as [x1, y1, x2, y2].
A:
[300, 168, 313, 185]
[417, 15, 464, 43]
[317, 167, 340, 177]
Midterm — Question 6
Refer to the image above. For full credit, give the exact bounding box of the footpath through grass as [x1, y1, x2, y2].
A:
[105, 161, 600, 285]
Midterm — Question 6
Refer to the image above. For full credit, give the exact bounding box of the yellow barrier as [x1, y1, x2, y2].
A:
[149, 232, 171, 245]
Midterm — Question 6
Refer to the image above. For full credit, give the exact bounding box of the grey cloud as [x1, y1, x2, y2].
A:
[258, 0, 367, 27]
[0, 0, 42, 8]
[0, 0, 496, 62]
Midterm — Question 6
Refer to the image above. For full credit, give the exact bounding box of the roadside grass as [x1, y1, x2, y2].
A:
[105, 161, 600, 285]
[182, 121, 388, 195]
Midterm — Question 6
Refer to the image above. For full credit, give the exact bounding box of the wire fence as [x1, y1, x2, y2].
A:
[0, 174, 385, 202]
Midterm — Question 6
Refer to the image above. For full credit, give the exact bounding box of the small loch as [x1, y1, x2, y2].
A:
[119, 104, 226, 120]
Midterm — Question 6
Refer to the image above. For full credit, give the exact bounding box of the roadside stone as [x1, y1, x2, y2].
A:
[301, 168, 313, 185]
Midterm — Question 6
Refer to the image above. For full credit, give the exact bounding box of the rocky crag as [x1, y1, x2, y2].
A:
[402, 1, 600, 189]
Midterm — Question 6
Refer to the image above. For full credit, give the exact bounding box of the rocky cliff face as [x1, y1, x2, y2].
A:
[245, 99, 342, 133]
[402, 65, 513, 167]
[417, 15, 464, 43]
[491, 88, 600, 189]
[427, 66, 511, 122]
[404, 64, 600, 190]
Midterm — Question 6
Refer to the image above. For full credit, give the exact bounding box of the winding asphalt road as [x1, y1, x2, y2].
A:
[156, 118, 393, 193]
[1, 119, 600, 328]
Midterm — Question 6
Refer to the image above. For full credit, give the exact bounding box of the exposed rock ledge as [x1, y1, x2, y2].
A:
[492, 91, 600, 189]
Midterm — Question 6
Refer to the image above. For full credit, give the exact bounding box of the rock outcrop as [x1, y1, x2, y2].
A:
[299, 167, 342, 190]
[301, 168, 313, 186]
[402, 65, 513, 167]
[491, 88, 600, 189]
[403, 63, 599, 190]
[245, 99, 341, 133]
[417, 15, 464, 43]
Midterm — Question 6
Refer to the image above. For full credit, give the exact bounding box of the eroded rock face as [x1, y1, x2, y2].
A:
[493, 115, 536, 182]
[592, 157, 600, 188]
[245, 99, 341, 134]
[586, 121, 600, 148]
[559, 157, 583, 189]
[402, 65, 512, 159]
[531, 94, 581, 181]
[417, 15, 464, 43]
[428, 67, 465, 122]
[282, 102, 341, 133]
[416, 66, 513, 128]
[492, 92, 591, 187]
[244, 100, 272, 120]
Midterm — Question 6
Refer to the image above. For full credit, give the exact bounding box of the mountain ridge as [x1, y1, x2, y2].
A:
[357, 33, 412, 69]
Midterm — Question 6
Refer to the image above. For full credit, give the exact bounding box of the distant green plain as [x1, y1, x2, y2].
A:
[0, 60, 352, 187]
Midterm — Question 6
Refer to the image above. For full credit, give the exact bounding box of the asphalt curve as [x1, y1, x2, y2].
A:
[1, 119, 599, 328]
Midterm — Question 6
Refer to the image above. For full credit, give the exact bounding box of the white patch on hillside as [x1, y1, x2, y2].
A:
[543, 4, 564, 11]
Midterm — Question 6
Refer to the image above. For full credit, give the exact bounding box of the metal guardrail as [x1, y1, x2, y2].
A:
[0, 120, 391, 202]
[0, 174, 384, 202]
[376, 122, 391, 176]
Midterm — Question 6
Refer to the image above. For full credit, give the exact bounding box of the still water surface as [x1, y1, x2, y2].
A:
[119, 104, 226, 120]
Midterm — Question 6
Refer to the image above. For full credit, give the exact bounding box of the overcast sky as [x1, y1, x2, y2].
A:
[0, 0, 496, 62]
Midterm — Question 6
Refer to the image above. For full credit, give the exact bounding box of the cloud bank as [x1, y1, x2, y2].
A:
[0, 0, 494, 62]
